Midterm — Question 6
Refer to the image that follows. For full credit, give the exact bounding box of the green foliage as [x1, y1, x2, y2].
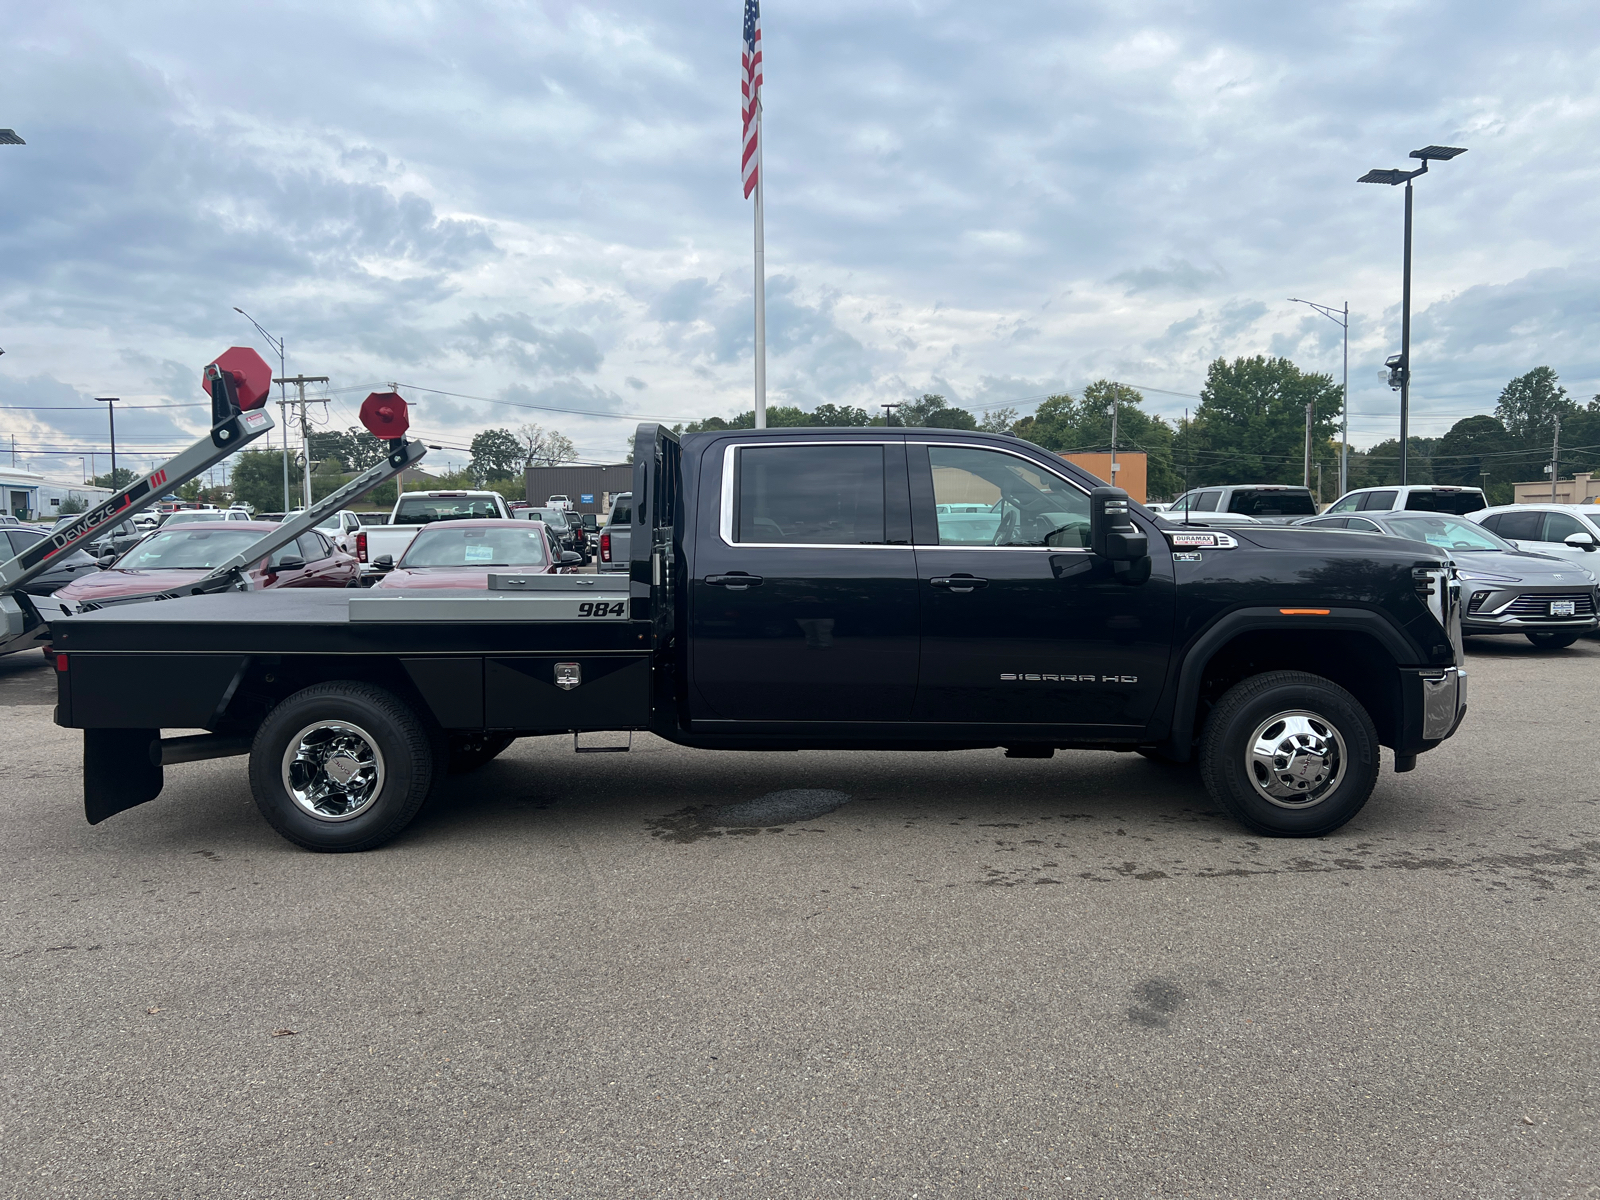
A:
[308, 427, 388, 472]
[894, 394, 977, 429]
[1494, 366, 1577, 443]
[469, 428, 525, 482]
[1184, 356, 1343, 488]
[1345, 437, 1437, 489]
[58, 497, 86, 515]
[677, 402, 872, 433]
[228, 450, 293, 513]
[90, 468, 136, 490]
[978, 407, 1018, 433]
[1430, 416, 1512, 489]
[1014, 381, 1184, 499]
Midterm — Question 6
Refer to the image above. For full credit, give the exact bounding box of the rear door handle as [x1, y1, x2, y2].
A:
[930, 576, 988, 593]
[706, 573, 763, 590]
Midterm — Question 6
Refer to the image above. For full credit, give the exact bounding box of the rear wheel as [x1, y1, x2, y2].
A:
[249, 682, 435, 852]
[1525, 629, 1581, 649]
[1198, 671, 1379, 837]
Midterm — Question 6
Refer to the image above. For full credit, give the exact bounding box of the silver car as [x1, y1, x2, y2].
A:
[1296, 510, 1599, 649]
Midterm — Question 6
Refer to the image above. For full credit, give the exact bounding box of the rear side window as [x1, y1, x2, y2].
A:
[1226, 489, 1316, 516]
[735, 445, 885, 544]
[1492, 511, 1543, 541]
[1404, 490, 1486, 515]
[1359, 490, 1398, 511]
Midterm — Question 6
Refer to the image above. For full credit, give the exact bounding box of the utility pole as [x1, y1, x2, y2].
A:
[1108, 394, 1120, 485]
[1551, 415, 1561, 504]
[880, 402, 901, 426]
[95, 397, 119, 485]
[1287, 298, 1349, 493]
[1304, 402, 1313, 489]
[1316, 462, 1323, 507]
[273, 374, 330, 511]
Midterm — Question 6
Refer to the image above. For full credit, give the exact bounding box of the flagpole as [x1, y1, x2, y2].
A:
[753, 108, 767, 430]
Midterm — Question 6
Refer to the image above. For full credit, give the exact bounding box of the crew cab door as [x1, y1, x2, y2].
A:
[687, 437, 918, 723]
[908, 442, 1175, 729]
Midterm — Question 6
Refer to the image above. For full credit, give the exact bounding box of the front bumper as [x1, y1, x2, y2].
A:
[1398, 665, 1468, 755]
[1463, 585, 1598, 634]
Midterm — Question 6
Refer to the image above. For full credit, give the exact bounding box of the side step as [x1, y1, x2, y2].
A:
[574, 731, 633, 754]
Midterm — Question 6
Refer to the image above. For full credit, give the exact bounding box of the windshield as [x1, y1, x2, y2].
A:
[400, 525, 549, 568]
[530, 509, 568, 530]
[1227, 489, 1316, 516]
[1383, 514, 1510, 553]
[393, 496, 504, 524]
[114, 529, 265, 570]
[165, 511, 227, 525]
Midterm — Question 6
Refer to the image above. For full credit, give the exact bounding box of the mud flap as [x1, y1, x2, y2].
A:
[83, 728, 163, 824]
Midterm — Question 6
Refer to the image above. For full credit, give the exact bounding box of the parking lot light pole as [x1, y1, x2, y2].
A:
[1359, 145, 1467, 487]
[95, 398, 119, 484]
[234, 307, 290, 513]
[1288, 298, 1349, 494]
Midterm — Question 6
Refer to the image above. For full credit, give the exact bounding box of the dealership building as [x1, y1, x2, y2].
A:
[523, 464, 633, 516]
[0, 467, 114, 521]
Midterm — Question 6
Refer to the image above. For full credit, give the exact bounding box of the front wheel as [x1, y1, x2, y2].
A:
[1198, 671, 1379, 837]
[249, 682, 435, 852]
[1525, 630, 1581, 649]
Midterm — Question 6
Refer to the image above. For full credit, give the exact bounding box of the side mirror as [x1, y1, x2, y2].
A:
[373, 554, 395, 571]
[1564, 532, 1598, 552]
[96, 552, 117, 567]
[274, 556, 305, 571]
[560, 551, 582, 565]
[1089, 487, 1151, 584]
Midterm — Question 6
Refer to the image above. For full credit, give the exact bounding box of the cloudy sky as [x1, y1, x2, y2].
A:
[1, 0, 1596, 483]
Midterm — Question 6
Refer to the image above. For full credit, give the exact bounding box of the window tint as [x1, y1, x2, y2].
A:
[1359, 490, 1398, 511]
[298, 533, 327, 561]
[1493, 511, 1543, 541]
[1193, 491, 1220, 512]
[393, 496, 504, 524]
[1477, 513, 1502, 533]
[1543, 512, 1588, 542]
[1326, 493, 1359, 513]
[1346, 518, 1382, 532]
[1305, 517, 1347, 528]
[1404, 490, 1486, 514]
[736, 445, 885, 544]
[1226, 489, 1316, 516]
[929, 446, 1090, 548]
[607, 496, 633, 525]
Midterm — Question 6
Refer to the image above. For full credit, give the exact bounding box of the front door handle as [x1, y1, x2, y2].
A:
[930, 575, 988, 593]
[706, 573, 763, 590]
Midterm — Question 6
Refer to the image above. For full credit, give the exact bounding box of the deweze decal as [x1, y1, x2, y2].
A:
[1000, 673, 1138, 683]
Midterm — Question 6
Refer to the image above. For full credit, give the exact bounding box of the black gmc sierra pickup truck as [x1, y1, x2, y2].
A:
[51, 423, 1467, 851]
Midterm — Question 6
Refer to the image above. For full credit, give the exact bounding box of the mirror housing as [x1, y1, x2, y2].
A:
[372, 554, 395, 571]
[273, 556, 305, 571]
[559, 551, 582, 565]
[1564, 531, 1598, 551]
[1089, 487, 1151, 584]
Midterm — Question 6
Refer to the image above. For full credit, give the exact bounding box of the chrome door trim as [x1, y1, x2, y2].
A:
[718, 441, 914, 550]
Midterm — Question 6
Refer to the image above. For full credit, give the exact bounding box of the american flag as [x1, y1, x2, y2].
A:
[741, 0, 762, 198]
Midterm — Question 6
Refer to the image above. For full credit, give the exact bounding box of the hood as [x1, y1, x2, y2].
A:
[1451, 550, 1594, 583]
[52, 567, 209, 603]
[373, 566, 549, 590]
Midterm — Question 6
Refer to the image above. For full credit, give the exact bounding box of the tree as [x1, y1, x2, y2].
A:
[308, 427, 387, 472]
[977, 407, 1018, 433]
[895, 393, 977, 429]
[469, 428, 525, 481]
[677, 402, 871, 433]
[517, 423, 576, 467]
[1431, 415, 1513, 493]
[90, 468, 136, 490]
[810, 403, 871, 427]
[228, 450, 292, 513]
[1346, 437, 1437, 489]
[1188, 356, 1343, 487]
[1494, 367, 1577, 444]
[58, 497, 86, 515]
[1017, 381, 1183, 499]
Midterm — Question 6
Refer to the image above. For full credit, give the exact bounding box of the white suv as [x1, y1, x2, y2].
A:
[1471, 504, 1600, 568]
[1323, 485, 1486, 516]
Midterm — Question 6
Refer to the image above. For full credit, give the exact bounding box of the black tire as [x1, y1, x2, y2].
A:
[1198, 671, 1379, 838]
[248, 682, 435, 852]
[1525, 630, 1581, 649]
[446, 733, 516, 775]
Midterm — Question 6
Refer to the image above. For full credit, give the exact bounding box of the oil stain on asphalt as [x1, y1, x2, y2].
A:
[647, 789, 851, 843]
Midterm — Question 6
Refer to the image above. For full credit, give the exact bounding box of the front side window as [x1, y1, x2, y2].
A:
[1542, 512, 1588, 543]
[929, 446, 1089, 548]
[1326, 493, 1360, 513]
[1193, 491, 1221, 512]
[735, 445, 885, 544]
[401, 526, 550, 568]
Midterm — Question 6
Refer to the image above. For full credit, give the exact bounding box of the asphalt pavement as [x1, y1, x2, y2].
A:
[2, 639, 1596, 1198]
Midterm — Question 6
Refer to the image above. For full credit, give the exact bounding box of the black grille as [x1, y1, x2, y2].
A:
[1502, 592, 1596, 618]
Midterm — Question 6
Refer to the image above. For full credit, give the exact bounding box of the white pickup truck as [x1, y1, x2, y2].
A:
[356, 490, 512, 580]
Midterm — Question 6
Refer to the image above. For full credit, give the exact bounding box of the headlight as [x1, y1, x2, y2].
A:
[1455, 570, 1521, 582]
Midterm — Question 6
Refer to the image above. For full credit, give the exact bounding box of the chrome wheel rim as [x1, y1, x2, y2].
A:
[1245, 709, 1347, 809]
[280, 720, 386, 822]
